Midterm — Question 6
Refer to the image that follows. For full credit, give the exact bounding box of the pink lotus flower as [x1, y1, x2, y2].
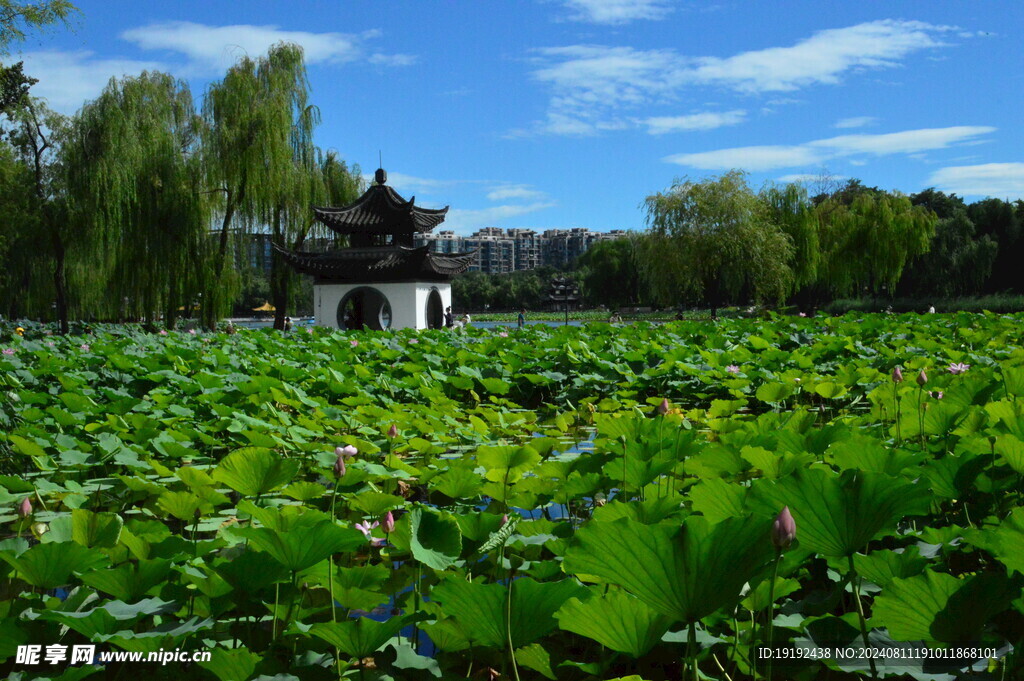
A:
[2, 348, 14, 356]
[350, 340, 358, 348]
[354, 520, 379, 540]
[80, 344, 90, 352]
[306, 327, 314, 334]
[46, 342, 54, 347]
[948, 362, 970, 375]
[188, 329, 196, 335]
[657, 398, 670, 415]
[159, 330, 168, 336]
[726, 365, 740, 374]
[382, 511, 395, 534]
[498, 331, 508, 337]
[387, 424, 398, 439]
[798, 312, 807, 317]
[916, 369, 928, 386]
[771, 506, 796, 550]
[409, 339, 418, 344]
[17, 497, 32, 518]
[336, 445, 358, 458]
[891, 366, 903, 383]
[929, 390, 944, 400]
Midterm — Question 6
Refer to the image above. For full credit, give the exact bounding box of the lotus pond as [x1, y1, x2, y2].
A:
[1, 314, 1023, 681]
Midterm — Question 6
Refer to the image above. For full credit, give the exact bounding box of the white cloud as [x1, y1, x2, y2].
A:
[19, 50, 166, 112]
[486, 184, 547, 201]
[810, 126, 994, 155]
[664, 126, 996, 171]
[643, 109, 746, 134]
[834, 116, 877, 129]
[777, 173, 847, 183]
[443, 202, 556, 234]
[524, 20, 959, 135]
[120, 21, 414, 74]
[665, 145, 823, 171]
[690, 20, 954, 92]
[928, 163, 1024, 199]
[559, 0, 673, 24]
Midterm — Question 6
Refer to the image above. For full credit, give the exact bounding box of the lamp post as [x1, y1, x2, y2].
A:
[548, 277, 579, 326]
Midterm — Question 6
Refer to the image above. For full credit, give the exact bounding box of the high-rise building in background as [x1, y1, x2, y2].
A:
[415, 227, 628, 274]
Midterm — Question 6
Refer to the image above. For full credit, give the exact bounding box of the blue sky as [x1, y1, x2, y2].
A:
[11, 0, 1024, 234]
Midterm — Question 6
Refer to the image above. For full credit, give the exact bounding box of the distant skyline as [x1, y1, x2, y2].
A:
[11, 1, 1024, 234]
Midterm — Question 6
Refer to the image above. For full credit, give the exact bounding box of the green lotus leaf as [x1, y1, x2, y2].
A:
[0, 541, 108, 589]
[755, 382, 794, 404]
[562, 515, 774, 623]
[71, 508, 123, 548]
[749, 468, 930, 557]
[963, 507, 1024, 576]
[555, 588, 673, 657]
[408, 505, 462, 570]
[310, 616, 409, 658]
[238, 521, 365, 572]
[198, 647, 262, 681]
[872, 570, 1014, 643]
[477, 444, 541, 484]
[432, 576, 585, 649]
[81, 558, 172, 601]
[212, 447, 300, 497]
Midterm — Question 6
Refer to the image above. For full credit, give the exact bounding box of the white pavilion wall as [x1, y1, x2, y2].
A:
[313, 282, 451, 331]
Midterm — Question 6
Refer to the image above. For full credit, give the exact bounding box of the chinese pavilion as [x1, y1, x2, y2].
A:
[277, 168, 474, 330]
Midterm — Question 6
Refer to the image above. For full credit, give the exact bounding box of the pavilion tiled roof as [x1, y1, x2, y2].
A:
[313, 171, 449, 235]
[274, 244, 474, 282]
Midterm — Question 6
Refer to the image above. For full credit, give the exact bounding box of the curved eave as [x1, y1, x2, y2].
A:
[313, 184, 450, 234]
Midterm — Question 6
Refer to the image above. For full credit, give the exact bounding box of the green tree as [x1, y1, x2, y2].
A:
[2, 98, 71, 329]
[0, 1, 77, 117]
[202, 42, 345, 329]
[813, 183, 936, 301]
[760, 182, 820, 310]
[968, 198, 1022, 294]
[899, 210, 997, 298]
[639, 170, 794, 316]
[574, 236, 643, 308]
[62, 71, 209, 329]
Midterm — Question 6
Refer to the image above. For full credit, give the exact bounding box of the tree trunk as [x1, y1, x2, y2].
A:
[270, 205, 288, 331]
[52, 232, 68, 335]
[205, 178, 246, 330]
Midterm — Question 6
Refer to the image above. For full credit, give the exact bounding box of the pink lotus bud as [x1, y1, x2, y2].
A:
[387, 424, 398, 439]
[501, 514, 509, 526]
[916, 369, 927, 386]
[18, 497, 32, 518]
[657, 398, 670, 415]
[382, 511, 395, 534]
[892, 366, 903, 383]
[771, 506, 796, 550]
[333, 455, 346, 478]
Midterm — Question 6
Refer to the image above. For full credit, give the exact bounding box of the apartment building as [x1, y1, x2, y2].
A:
[415, 227, 626, 274]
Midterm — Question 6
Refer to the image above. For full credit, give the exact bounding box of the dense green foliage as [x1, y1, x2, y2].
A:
[0, 42, 361, 331]
[1, 314, 1024, 679]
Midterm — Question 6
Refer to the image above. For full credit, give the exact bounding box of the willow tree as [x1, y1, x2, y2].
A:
[268, 148, 361, 327]
[62, 71, 209, 327]
[814, 187, 935, 300]
[201, 43, 316, 329]
[639, 170, 794, 316]
[761, 182, 820, 311]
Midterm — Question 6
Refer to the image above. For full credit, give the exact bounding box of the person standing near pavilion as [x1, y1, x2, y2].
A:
[517, 308, 526, 329]
[444, 306, 454, 328]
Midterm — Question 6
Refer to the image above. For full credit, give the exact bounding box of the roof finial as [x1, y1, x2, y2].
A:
[375, 151, 386, 185]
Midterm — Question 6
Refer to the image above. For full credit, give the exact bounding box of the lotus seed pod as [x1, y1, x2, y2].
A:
[771, 506, 797, 550]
